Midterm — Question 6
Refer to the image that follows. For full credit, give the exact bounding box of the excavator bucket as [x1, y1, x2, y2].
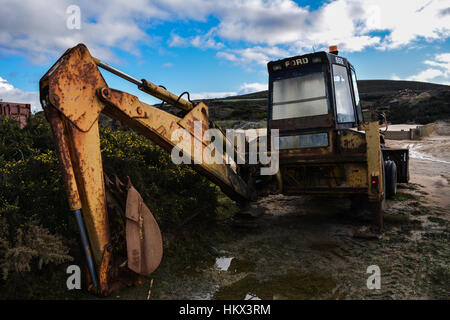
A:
[125, 184, 163, 275]
[104, 174, 163, 276]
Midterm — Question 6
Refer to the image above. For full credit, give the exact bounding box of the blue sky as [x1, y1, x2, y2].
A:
[0, 0, 449, 112]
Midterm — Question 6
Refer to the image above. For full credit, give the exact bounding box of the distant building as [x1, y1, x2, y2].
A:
[0, 101, 31, 128]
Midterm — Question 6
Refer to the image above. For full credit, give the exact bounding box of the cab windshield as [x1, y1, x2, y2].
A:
[272, 71, 328, 120]
[332, 64, 355, 123]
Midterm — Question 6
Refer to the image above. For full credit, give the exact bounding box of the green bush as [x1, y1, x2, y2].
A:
[99, 126, 218, 228]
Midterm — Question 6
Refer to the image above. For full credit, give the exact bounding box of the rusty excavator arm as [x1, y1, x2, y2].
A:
[39, 44, 252, 296]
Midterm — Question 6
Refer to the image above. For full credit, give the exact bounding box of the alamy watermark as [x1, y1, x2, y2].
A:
[66, 5, 81, 30]
[366, 265, 381, 290]
[170, 121, 279, 175]
[66, 265, 81, 290]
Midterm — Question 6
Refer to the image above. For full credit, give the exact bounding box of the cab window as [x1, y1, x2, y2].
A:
[350, 68, 364, 123]
[332, 64, 355, 123]
[272, 71, 328, 120]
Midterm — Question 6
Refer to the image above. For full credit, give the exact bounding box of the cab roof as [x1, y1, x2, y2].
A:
[267, 51, 351, 74]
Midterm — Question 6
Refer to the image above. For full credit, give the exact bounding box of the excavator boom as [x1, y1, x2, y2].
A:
[39, 43, 251, 295]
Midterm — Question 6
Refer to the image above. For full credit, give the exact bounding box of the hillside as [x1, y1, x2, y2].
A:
[184, 80, 450, 128]
[357, 80, 450, 124]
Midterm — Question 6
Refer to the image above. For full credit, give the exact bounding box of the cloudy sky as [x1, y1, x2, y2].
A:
[0, 0, 449, 112]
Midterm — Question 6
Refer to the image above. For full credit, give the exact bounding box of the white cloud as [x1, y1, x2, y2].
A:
[168, 33, 189, 47]
[217, 46, 289, 67]
[239, 82, 267, 94]
[0, 0, 167, 64]
[395, 52, 450, 84]
[163, 0, 449, 54]
[169, 29, 224, 50]
[169, 0, 449, 66]
[216, 52, 239, 62]
[223, 0, 448, 51]
[0, 76, 40, 112]
[191, 81, 267, 99]
[424, 53, 450, 75]
[190, 91, 236, 100]
[375, 0, 450, 49]
[2, 0, 450, 65]
[190, 35, 224, 50]
[407, 68, 445, 82]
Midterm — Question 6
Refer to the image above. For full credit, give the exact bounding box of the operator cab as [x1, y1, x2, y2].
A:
[267, 46, 363, 151]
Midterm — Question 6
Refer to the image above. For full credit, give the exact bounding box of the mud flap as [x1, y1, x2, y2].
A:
[125, 184, 163, 275]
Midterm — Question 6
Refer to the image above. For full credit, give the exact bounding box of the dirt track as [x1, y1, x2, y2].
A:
[114, 125, 450, 300]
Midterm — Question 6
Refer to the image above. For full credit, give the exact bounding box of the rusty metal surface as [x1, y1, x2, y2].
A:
[40, 44, 107, 132]
[138, 79, 194, 112]
[282, 161, 367, 188]
[97, 243, 113, 295]
[87, 240, 143, 297]
[279, 155, 367, 164]
[66, 119, 110, 265]
[337, 129, 367, 154]
[100, 89, 251, 201]
[277, 124, 381, 198]
[360, 122, 384, 201]
[125, 184, 163, 275]
[44, 107, 82, 211]
[279, 146, 332, 161]
[178, 102, 210, 137]
[344, 163, 368, 188]
[44, 103, 110, 277]
[370, 200, 383, 232]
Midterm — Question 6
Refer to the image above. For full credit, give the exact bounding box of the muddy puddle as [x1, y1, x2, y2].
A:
[214, 257, 256, 274]
[213, 269, 340, 300]
[188, 256, 340, 300]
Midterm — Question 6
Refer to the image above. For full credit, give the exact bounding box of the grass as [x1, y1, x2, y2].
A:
[392, 192, 419, 201]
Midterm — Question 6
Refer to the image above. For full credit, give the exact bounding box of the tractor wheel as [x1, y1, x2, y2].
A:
[384, 160, 397, 199]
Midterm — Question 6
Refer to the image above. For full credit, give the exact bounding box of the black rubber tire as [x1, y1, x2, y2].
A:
[385, 160, 397, 199]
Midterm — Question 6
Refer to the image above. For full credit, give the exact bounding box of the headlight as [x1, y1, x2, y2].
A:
[272, 64, 282, 71]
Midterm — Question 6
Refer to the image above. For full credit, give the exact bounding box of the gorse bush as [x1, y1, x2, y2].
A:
[0, 112, 218, 298]
[0, 115, 69, 235]
[100, 126, 218, 228]
[0, 115, 73, 298]
[0, 218, 73, 281]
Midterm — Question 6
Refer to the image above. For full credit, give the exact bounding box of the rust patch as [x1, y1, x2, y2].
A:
[41, 43, 107, 132]
[156, 125, 167, 137]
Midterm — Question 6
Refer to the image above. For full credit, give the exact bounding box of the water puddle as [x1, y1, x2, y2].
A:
[403, 215, 445, 241]
[244, 293, 261, 300]
[215, 257, 234, 271]
[213, 269, 341, 300]
[403, 143, 450, 164]
[214, 257, 256, 273]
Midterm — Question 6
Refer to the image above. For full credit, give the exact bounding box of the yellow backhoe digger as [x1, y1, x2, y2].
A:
[39, 43, 409, 296]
